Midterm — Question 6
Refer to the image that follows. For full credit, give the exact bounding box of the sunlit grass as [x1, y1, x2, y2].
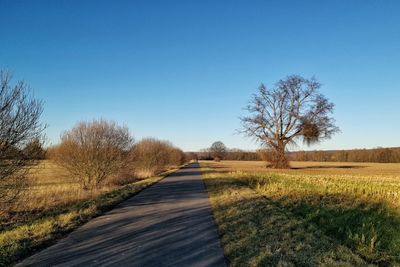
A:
[201, 160, 400, 266]
[216, 160, 400, 176]
[1, 161, 117, 230]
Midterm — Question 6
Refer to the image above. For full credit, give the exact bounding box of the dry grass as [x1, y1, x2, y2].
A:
[214, 160, 400, 176]
[26, 161, 115, 206]
[201, 160, 400, 266]
[2, 160, 185, 230]
[1, 161, 117, 230]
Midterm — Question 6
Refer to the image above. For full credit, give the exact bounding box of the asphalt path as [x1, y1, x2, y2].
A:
[17, 163, 227, 267]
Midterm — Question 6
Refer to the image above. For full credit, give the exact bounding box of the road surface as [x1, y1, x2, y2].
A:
[17, 163, 227, 267]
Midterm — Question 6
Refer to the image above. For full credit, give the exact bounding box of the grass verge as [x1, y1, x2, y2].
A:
[0, 168, 178, 266]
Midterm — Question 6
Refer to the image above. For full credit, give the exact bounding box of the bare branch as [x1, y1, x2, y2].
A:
[0, 71, 45, 214]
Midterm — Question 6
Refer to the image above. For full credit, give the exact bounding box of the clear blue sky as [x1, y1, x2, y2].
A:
[1, 0, 399, 151]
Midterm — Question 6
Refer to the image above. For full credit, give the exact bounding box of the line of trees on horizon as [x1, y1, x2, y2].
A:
[290, 147, 400, 163]
[195, 141, 400, 164]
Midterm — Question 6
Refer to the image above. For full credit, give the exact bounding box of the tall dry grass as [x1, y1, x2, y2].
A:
[1, 161, 117, 230]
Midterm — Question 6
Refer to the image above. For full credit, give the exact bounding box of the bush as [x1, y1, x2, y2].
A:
[53, 119, 134, 189]
[131, 138, 185, 178]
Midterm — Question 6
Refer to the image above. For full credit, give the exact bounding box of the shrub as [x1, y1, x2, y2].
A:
[131, 138, 185, 178]
[53, 119, 134, 189]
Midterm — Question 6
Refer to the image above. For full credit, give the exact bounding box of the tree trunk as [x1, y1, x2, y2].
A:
[271, 142, 289, 169]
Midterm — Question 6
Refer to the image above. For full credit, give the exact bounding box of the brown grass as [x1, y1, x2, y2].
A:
[1, 161, 117, 230]
[207, 160, 400, 176]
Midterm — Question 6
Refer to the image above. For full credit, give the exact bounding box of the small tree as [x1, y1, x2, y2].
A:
[210, 141, 227, 161]
[0, 71, 45, 212]
[54, 119, 134, 189]
[240, 75, 338, 168]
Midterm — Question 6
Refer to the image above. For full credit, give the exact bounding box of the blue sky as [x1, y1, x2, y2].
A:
[1, 0, 399, 151]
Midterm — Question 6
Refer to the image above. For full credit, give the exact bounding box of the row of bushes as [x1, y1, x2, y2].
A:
[47, 119, 186, 190]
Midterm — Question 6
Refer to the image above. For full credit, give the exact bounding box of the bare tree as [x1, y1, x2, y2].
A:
[210, 141, 227, 161]
[240, 75, 339, 168]
[0, 71, 45, 213]
[54, 119, 134, 189]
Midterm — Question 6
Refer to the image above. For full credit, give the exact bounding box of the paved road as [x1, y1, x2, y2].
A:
[17, 163, 226, 267]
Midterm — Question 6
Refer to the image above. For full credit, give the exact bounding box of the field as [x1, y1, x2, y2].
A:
[201, 160, 400, 266]
[1, 161, 118, 230]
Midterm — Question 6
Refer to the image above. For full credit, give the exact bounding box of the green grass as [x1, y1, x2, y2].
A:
[201, 162, 400, 266]
[242, 173, 400, 265]
[0, 168, 177, 266]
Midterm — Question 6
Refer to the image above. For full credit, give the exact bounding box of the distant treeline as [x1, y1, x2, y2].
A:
[193, 148, 260, 161]
[290, 147, 400, 163]
[192, 147, 400, 163]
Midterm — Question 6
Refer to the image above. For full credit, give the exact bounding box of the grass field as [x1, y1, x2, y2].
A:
[1, 161, 118, 230]
[201, 160, 400, 266]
